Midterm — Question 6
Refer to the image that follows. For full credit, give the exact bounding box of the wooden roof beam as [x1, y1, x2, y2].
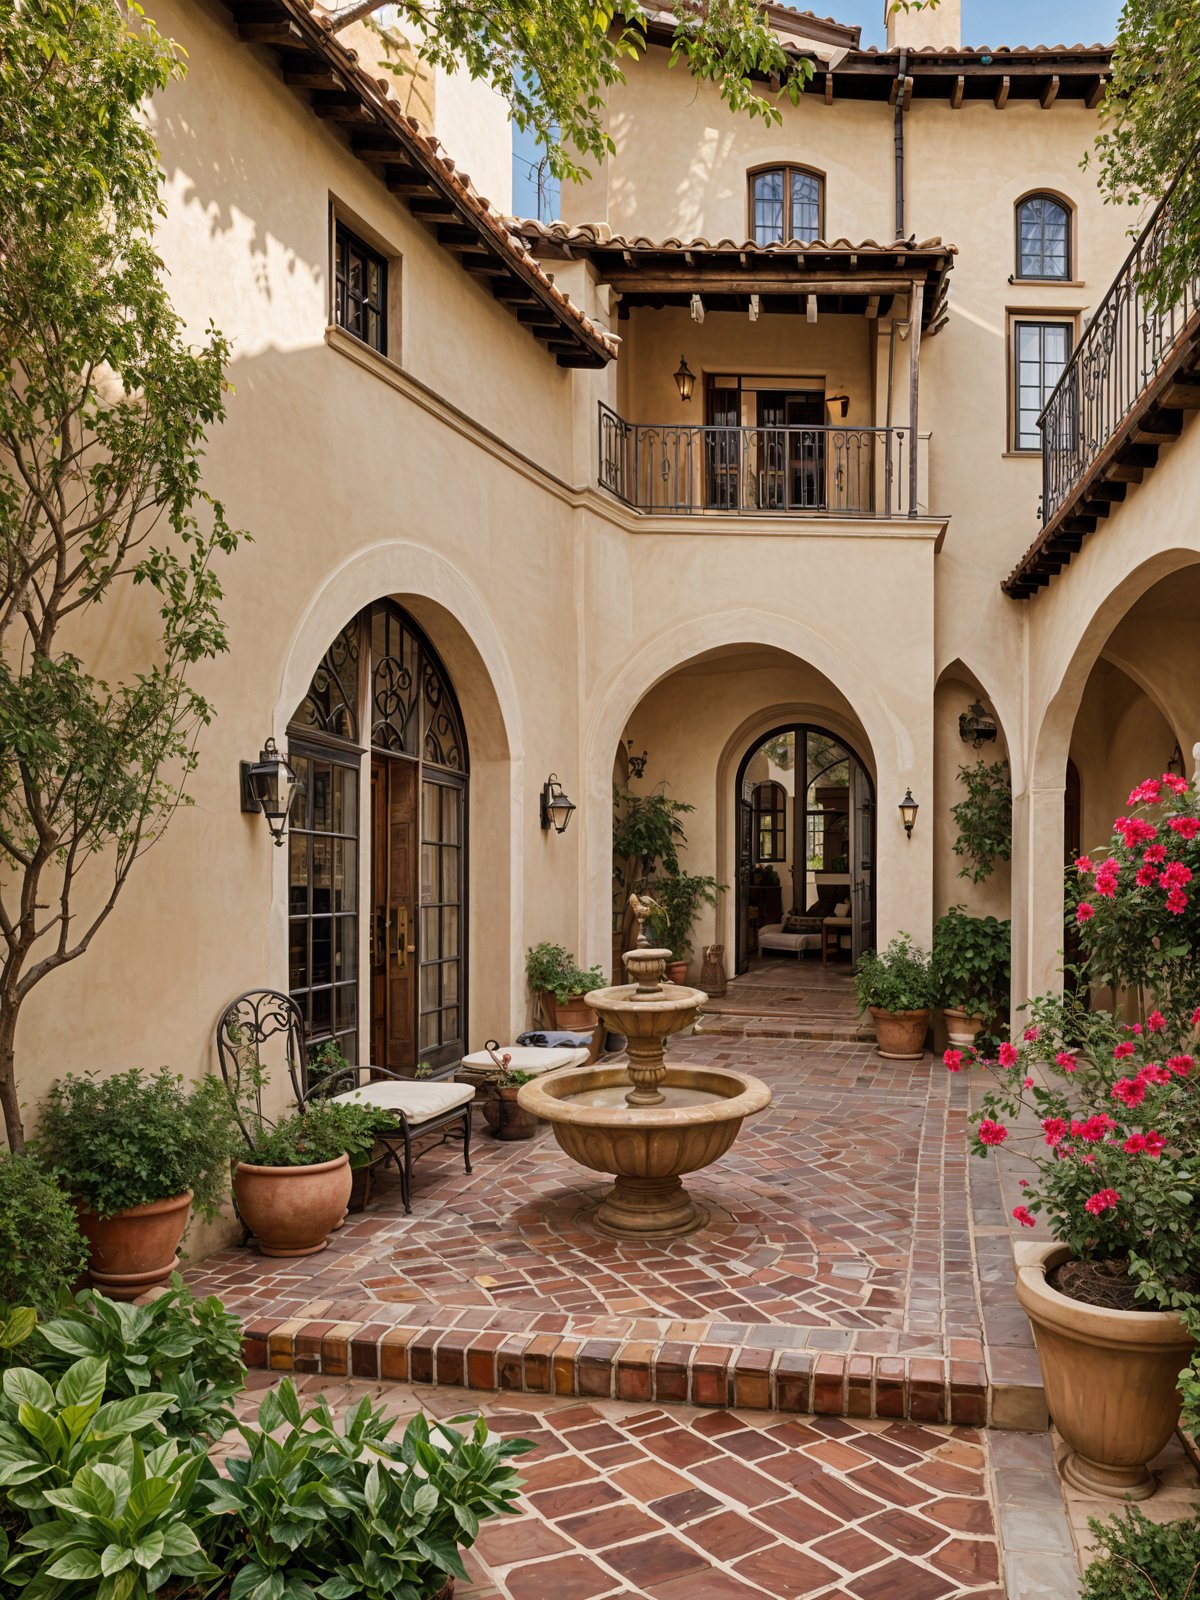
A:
[824, 71, 834, 105]
[950, 74, 964, 109]
[1086, 76, 1107, 109]
[282, 65, 344, 88]
[1040, 75, 1060, 109]
[865, 295, 880, 319]
[994, 75, 1010, 109]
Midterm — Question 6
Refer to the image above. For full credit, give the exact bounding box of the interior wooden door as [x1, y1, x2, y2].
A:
[371, 754, 419, 1072]
[850, 759, 875, 965]
[735, 792, 753, 974]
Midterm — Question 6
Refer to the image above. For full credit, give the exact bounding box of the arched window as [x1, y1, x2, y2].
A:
[749, 167, 824, 245]
[1016, 194, 1071, 280]
[752, 781, 787, 862]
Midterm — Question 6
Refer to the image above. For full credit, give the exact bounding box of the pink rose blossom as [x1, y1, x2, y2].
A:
[1023, 1077, 1034, 1089]
[978, 1119, 1008, 1147]
[1042, 1117, 1069, 1147]
[1112, 1076, 1146, 1109]
[1136, 865, 1159, 888]
[943, 1049, 963, 1073]
[1080, 1152, 1097, 1166]
[1074, 855, 1094, 875]
[1072, 1113, 1115, 1142]
[1167, 888, 1189, 915]
[1012, 1206, 1036, 1228]
[1084, 1188, 1120, 1216]
[1161, 861, 1193, 889]
[1163, 772, 1190, 796]
[1055, 1051, 1078, 1072]
[1129, 779, 1163, 806]
[1023, 1026, 1040, 1043]
[1192, 1008, 1200, 1027]
[1124, 1131, 1166, 1158]
[1076, 902, 1095, 924]
[998, 1042, 1019, 1068]
[1140, 1063, 1172, 1085]
[1147, 1010, 1167, 1033]
[1144, 844, 1168, 865]
[1167, 1054, 1194, 1077]
[1168, 815, 1200, 841]
[1113, 1041, 1136, 1059]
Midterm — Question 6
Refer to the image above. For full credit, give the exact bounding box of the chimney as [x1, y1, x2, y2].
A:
[886, 0, 961, 51]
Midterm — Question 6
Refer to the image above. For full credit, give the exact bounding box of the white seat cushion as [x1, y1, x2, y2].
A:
[460, 1045, 589, 1077]
[331, 1079, 475, 1125]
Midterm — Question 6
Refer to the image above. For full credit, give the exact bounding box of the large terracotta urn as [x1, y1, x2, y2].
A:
[943, 1007, 986, 1050]
[77, 1191, 193, 1301]
[1015, 1240, 1195, 1500]
[869, 1007, 931, 1060]
[234, 1155, 351, 1257]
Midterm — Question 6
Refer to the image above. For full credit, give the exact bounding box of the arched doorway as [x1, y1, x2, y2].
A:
[287, 600, 469, 1074]
[734, 724, 875, 975]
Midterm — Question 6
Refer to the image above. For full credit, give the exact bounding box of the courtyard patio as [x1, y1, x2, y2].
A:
[185, 1019, 1044, 1432]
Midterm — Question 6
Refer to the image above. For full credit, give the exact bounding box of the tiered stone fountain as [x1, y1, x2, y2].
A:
[517, 899, 771, 1239]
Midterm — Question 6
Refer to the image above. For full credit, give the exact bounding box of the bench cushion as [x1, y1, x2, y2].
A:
[331, 1080, 475, 1125]
[460, 1045, 589, 1077]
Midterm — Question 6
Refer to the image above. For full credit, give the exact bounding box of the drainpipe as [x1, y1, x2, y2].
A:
[894, 49, 907, 240]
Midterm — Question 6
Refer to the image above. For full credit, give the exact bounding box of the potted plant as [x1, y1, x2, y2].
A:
[481, 1054, 539, 1141]
[933, 906, 1011, 1047]
[525, 942, 608, 1044]
[854, 935, 936, 1059]
[36, 1068, 240, 1300]
[959, 1000, 1197, 1499]
[0, 1152, 88, 1313]
[645, 871, 724, 984]
[233, 1097, 382, 1257]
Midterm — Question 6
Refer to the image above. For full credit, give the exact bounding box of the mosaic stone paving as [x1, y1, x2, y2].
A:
[226, 1373, 1006, 1600]
[186, 1030, 1042, 1425]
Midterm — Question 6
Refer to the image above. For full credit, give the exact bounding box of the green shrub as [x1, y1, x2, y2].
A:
[244, 1097, 382, 1167]
[0, 1153, 87, 1313]
[37, 1068, 241, 1221]
[525, 943, 607, 1004]
[932, 906, 1011, 1014]
[1080, 1508, 1200, 1600]
[854, 934, 936, 1014]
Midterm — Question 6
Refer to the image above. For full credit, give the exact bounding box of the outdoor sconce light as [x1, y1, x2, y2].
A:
[240, 737, 301, 847]
[959, 699, 999, 748]
[828, 393, 850, 419]
[674, 356, 696, 403]
[1168, 744, 1186, 778]
[540, 774, 577, 834]
[626, 741, 648, 780]
[898, 789, 919, 839]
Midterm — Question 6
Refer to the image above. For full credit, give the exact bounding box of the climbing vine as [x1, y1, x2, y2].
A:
[951, 761, 1012, 884]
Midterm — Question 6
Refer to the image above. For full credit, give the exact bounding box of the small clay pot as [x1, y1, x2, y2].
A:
[77, 1191, 193, 1301]
[234, 1155, 351, 1257]
[482, 1085, 539, 1141]
[666, 961, 689, 985]
[869, 1007, 931, 1060]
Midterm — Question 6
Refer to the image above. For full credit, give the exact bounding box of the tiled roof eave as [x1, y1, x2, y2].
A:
[221, 0, 616, 367]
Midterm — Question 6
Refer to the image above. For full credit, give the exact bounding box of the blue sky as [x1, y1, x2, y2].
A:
[511, 2, 1123, 214]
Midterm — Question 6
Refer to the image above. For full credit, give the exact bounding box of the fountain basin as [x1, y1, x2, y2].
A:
[518, 1064, 772, 1239]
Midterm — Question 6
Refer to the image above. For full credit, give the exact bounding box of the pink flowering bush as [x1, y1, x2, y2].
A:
[1069, 771, 1200, 1024]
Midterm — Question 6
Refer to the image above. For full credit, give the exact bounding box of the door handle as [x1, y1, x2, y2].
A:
[392, 906, 406, 968]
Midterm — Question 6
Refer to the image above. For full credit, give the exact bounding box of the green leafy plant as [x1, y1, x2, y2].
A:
[0, 1154, 87, 1313]
[0, 0, 243, 1153]
[933, 907, 1011, 1016]
[36, 1069, 240, 1222]
[1080, 1506, 1200, 1600]
[854, 935, 936, 1014]
[643, 872, 724, 962]
[33, 1279, 245, 1449]
[951, 761, 1012, 884]
[524, 944, 607, 1006]
[612, 785, 694, 891]
[243, 1097, 383, 1168]
[307, 1038, 353, 1088]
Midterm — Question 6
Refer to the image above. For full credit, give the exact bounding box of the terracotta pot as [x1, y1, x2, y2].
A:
[943, 1007, 986, 1049]
[426, 1579, 455, 1600]
[666, 960, 689, 986]
[482, 1084, 539, 1141]
[77, 1191, 193, 1301]
[347, 1161, 374, 1214]
[869, 1007, 931, 1060]
[1015, 1240, 1195, 1500]
[553, 992, 598, 1033]
[234, 1155, 351, 1257]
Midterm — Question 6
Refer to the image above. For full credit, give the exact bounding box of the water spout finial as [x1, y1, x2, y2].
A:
[627, 891, 662, 949]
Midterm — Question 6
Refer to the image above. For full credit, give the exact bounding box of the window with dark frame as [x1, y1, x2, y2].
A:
[749, 167, 824, 246]
[752, 781, 787, 862]
[1016, 194, 1071, 281]
[1013, 319, 1072, 452]
[335, 222, 387, 353]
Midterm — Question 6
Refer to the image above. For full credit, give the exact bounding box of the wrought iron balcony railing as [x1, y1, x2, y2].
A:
[1040, 148, 1200, 528]
[598, 404, 920, 517]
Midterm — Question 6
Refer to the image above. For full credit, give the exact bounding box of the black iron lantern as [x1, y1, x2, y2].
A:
[958, 700, 998, 748]
[626, 741, 648, 780]
[541, 773, 576, 834]
[240, 737, 301, 847]
[898, 789, 919, 839]
[673, 355, 696, 403]
[1168, 744, 1186, 778]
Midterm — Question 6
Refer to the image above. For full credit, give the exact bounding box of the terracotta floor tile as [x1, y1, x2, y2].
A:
[504, 1553, 618, 1600]
[732, 1543, 840, 1597]
[845, 1557, 956, 1600]
[686, 1508, 777, 1559]
[601, 1533, 711, 1586]
[557, 1504, 663, 1549]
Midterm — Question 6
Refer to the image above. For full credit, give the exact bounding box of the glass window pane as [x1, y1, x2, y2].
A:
[420, 1013, 438, 1051]
[333, 839, 356, 912]
[443, 963, 459, 1005]
[311, 986, 332, 1036]
[289, 920, 308, 991]
[289, 833, 308, 917]
[312, 917, 333, 986]
[421, 907, 439, 953]
[441, 847, 459, 902]
[421, 842, 437, 902]
[311, 837, 332, 914]
[423, 781, 439, 837]
[311, 762, 332, 832]
[441, 791, 460, 844]
[753, 171, 784, 244]
[335, 915, 356, 978]
[791, 173, 821, 241]
[442, 1007, 459, 1044]
[337, 984, 358, 1031]
[441, 906, 458, 959]
[421, 964, 438, 1011]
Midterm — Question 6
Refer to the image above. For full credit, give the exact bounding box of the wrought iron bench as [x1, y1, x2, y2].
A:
[215, 989, 473, 1216]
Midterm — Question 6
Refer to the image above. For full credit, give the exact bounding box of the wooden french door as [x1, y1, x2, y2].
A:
[371, 754, 419, 1073]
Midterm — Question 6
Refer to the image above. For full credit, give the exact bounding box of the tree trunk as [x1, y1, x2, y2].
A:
[0, 1003, 24, 1151]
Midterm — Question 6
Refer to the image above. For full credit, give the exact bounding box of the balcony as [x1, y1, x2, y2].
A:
[597, 405, 922, 518]
[1006, 150, 1200, 596]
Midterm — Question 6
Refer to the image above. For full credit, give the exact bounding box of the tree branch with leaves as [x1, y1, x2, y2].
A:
[0, 0, 243, 1150]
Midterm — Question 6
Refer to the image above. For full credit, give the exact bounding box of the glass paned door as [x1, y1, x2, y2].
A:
[288, 747, 360, 1060]
[850, 762, 875, 965]
[418, 774, 466, 1069]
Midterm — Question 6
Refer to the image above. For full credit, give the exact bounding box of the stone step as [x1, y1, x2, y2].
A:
[695, 1011, 875, 1044]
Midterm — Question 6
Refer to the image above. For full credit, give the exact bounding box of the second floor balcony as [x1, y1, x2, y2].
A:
[598, 405, 922, 517]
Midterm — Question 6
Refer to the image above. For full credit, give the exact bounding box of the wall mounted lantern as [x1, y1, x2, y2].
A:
[240, 737, 301, 847]
[673, 356, 696, 403]
[959, 700, 998, 748]
[1168, 744, 1186, 778]
[541, 774, 577, 834]
[898, 789, 919, 839]
[626, 741, 648, 780]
